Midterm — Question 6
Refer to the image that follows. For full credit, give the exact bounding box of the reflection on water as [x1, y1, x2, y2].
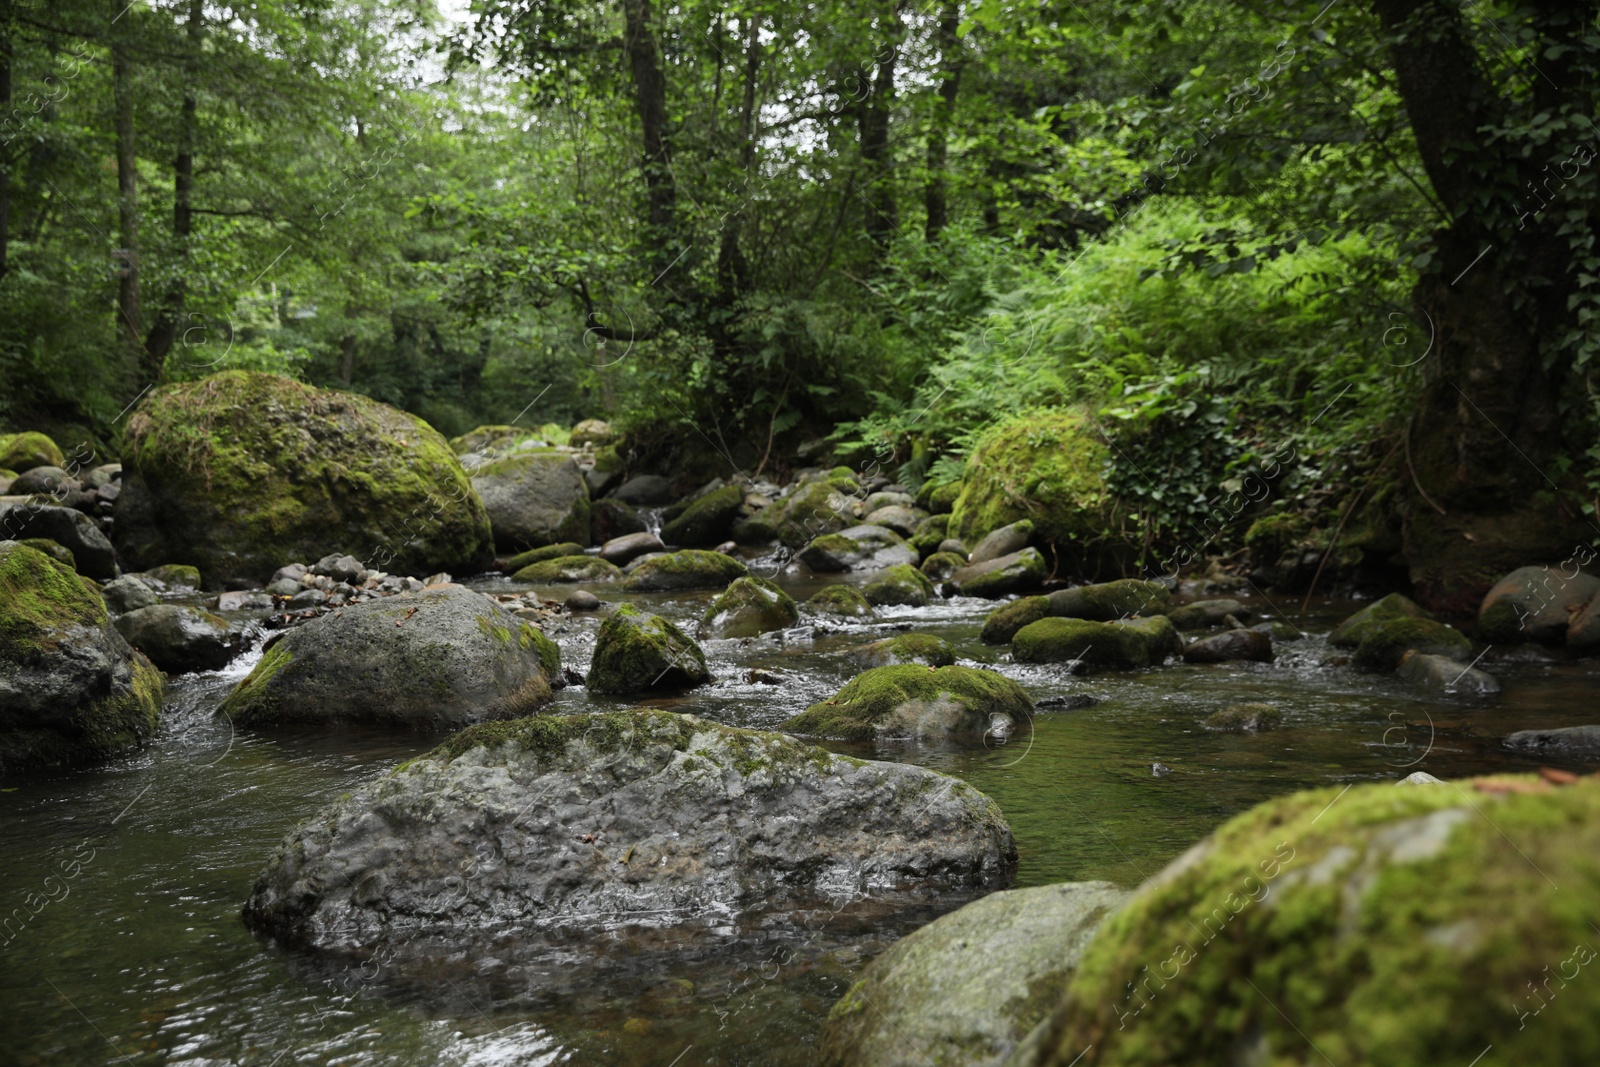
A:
[3, 575, 1597, 1065]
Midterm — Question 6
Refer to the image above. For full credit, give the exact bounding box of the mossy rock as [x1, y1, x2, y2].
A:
[115, 371, 492, 586]
[0, 431, 66, 473]
[1019, 775, 1600, 1067]
[1012, 616, 1177, 670]
[951, 547, 1047, 599]
[470, 448, 591, 552]
[863, 564, 936, 607]
[785, 664, 1033, 741]
[661, 484, 744, 547]
[1202, 703, 1282, 733]
[920, 551, 966, 582]
[1046, 579, 1171, 621]
[142, 563, 201, 590]
[910, 514, 952, 556]
[0, 541, 163, 771]
[948, 412, 1117, 559]
[587, 604, 711, 694]
[1350, 616, 1470, 673]
[797, 525, 916, 572]
[1164, 598, 1250, 629]
[20, 538, 75, 569]
[449, 424, 549, 455]
[1329, 592, 1433, 648]
[505, 542, 588, 571]
[806, 584, 876, 619]
[513, 556, 623, 584]
[982, 596, 1050, 645]
[731, 512, 781, 545]
[775, 470, 862, 548]
[622, 549, 749, 592]
[847, 632, 957, 668]
[700, 576, 800, 639]
[927, 479, 963, 515]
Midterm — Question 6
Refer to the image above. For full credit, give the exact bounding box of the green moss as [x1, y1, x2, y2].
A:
[927, 480, 963, 515]
[505, 542, 588, 571]
[949, 411, 1113, 550]
[910, 514, 951, 555]
[776, 476, 861, 547]
[955, 546, 1047, 598]
[851, 632, 957, 667]
[662, 484, 744, 546]
[1047, 579, 1171, 621]
[622, 549, 749, 592]
[1034, 776, 1600, 1067]
[805, 584, 875, 618]
[513, 556, 623, 583]
[144, 563, 201, 589]
[863, 563, 935, 607]
[700, 576, 799, 638]
[1012, 617, 1154, 670]
[1329, 592, 1432, 648]
[20, 538, 75, 569]
[1351, 616, 1470, 672]
[920, 551, 965, 581]
[516, 622, 561, 679]
[0, 542, 106, 660]
[0, 431, 65, 472]
[215, 641, 295, 721]
[784, 664, 1033, 740]
[982, 596, 1051, 645]
[588, 604, 710, 693]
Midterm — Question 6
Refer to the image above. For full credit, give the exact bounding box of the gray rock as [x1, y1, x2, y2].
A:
[82, 464, 122, 490]
[1505, 725, 1600, 755]
[271, 562, 309, 583]
[937, 538, 969, 558]
[819, 882, 1129, 1067]
[968, 519, 1033, 566]
[588, 605, 710, 693]
[217, 586, 559, 729]
[101, 575, 160, 614]
[0, 503, 118, 579]
[797, 524, 916, 572]
[861, 505, 922, 538]
[241, 711, 1016, 958]
[950, 548, 1046, 599]
[1478, 566, 1600, 644]
[470, 450, 591, 552]
[565, 590, 601, 612]
[287, 588, 327, 609]
[266, 578, 301, 597]
[861, 491, 916, 514]
[10, 465, 76, 496]
[598, 531, 663, 565]
[312, 553, 367, 585]
[1165, 598, 1251, 629]
[611, 474, 674, 505]
[1182, 629, 1274, 663]
[216, 590, 274, 612]
[1396, 650, 1500, 693]
[114, 604, 240, 674]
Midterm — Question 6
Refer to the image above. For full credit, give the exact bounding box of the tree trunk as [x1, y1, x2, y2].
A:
[923, 0, 961, 244]
[621, 0, 678, 279]
[716, 15, 760, 300]
[111, 11, 145, 375]
[857, 4, 902, 261]
[1374, 0, 1595, 611]
[145, 0, 202, 364]
[1, 4, 12, 284]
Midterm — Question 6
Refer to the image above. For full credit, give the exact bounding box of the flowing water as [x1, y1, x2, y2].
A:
[5, 567, 1599, 1066]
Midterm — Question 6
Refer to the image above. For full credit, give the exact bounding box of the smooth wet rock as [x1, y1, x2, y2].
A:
[588, 605, 710, 693]
[661, 484, 744, 547]
[863, 563, 936, 607]
[9, 465, 74, 496]
[1046, 579, 1170, 621]
[968, 519, 1033, 566]
[846, 633, 957, 668]
[1505, 725, 1600, 755]
[1013, 616, 1178, 670]
[471, 449, 591, 553]
[611, 474, 674, 506]
[861, 505, 922, 538]
[599, 531, 663, 565]
[1165, 598, 1251, 629]
[806, 584, 875, 619]
[1479, 565, 1600, 644]
[513, 556, 624, 584]
[217, 586, 558, 730]
[820, 881, 1129, 1067]
[1202, 703, 1282, 732]
[0, 503, 117, 579]
[797, 524, 916, 572]
[101, 575, 160, 614]
[920, 551, 965, 582]
[950, 547, 1046, 599]
[1329, 592, 1433, 647]
[564, 590, 601, 612]
[1396, 649, 1500, 693]
[784, 664, 1033, 741]
[622, 549, 749, 592]
[113, 604, 240, 674]
[981, 596, 1049, 645]
[241, 710, 1016, 955]
[0, 541, 162, 773]
[1350, 617, 1469, 672]
[699, 576, 799, 639]
[1182, 628, 1274, 664]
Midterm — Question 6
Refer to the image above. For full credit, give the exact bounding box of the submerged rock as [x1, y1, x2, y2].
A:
[784, 664, 1033, 741]
[242, 710, 1016, 952]
[1201, 703, 1282, 732]
[622, 549, 749, 592]
[1396, 649, 1499, 694]
[217, 586, 558, 730]
[587, 605, 710, 694]
[113, 604, 240, 674]
[1014, 774, 1600, 1067]
[820, 882, 1129, 1067]
[1505, 725, 1600, 755]
[699, 576, 799, 639]
[0, 541, 163, 773]
[806, 584, 876, 619]
[863, 564, 936, 607]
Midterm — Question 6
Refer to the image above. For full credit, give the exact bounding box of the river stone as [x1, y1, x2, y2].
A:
[611, 474, 674, 506]
[622, 549, 749, 592]
[217, 586, 558, 730]
[1505, 725, 1600, 754]
[568, 418, 614, 447]
[513, 556, 623, 584]
[660, 484, 744, 546]
[1181, 628, 1274, 664]
[951, 548, 1046, 599]
[599, 531, 663, 565]
[862, 505, 922, 538]
[846, 633, 957, 668]
[1328, 592, 1433, 648]
[0, 541, 163, 773]
[588, 604, 710, 693]
[862, 491, 916, 514]
[775, 469, 862, 548]
[820, 882, 1130, 1067]
[470, 449, 591, 553]
[241, 711, 1016, 955]
[981, 596, 1050, 645]
[0, 432, 66, 473]
[101, 575, 160, 614]
[797, 524, 916, 572]
[1165, 598, 1251, 629]
[113, 604, 240, 674]
[82, 463, 121, 490]
[591, 497, 647, 543]
[910, 514, 951, 556]
[1012, 617, 1178, 670]
[920, 551, 966, 582]
[10, 465, 75, 496]
[806, 584, 875, 619]
[0, 503, 118, 579]
[784, 664, 1034, 742]
[1202, 703, 1282, 732]
[504, 542, 588, 571]
[1350, 617, 1469, 672]
[140, 563, 202, 591]
[1478, 565, 1600, 644]
[1396, 649, 1500, 694]
[1046, 579, 1170, 621]
[700, 577, 800, 639]
[968, 519, 1033, 566]
[1014, 775, 1600, 1067]
[863, 563, 936, 607]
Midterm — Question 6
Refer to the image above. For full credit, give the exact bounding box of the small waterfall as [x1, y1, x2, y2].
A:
[642, 506, 666, 538]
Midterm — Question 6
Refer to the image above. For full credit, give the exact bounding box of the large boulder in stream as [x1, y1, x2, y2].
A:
[113, 604, 240, 674]
[821, 882, 1131, 1067]
[660, 484, 743, 546]
[1013, 616, 1179, 670]
[0, 431, 66, 473]
[621, 549, 749, 592]
[0, 541, 163, 773]
[115, 371, 494, 586]
[950, 547, 1047, 598]
[775, 468, 863, 547]
[699, 576, 799, 639]
[587, 604, 711, 693]
[784, 664, 1034, 741]
[241, 710, 1016, 953]
[1014, 775, 1600, 1067]
[469, 448, 591, 552]
[217, 586, 559, 730]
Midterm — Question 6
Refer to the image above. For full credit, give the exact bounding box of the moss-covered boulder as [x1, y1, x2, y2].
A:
[1046, 579, 1170, 621]
[0, 541, 163, 772]
[806, 584, 876, 619]
[949, 412, 1117, 559]
[1350, 616, 1470, 672]
[587, 604, 710, 694]
[797, 524, 916, 572]
[0, 431, 66, 473]
[1478, 565, 1600, 644]
[621, 549, 749, 592]
[775, 468, 863, 548]
[1329, 592, 1433, 648]
[218, 586, 557, 730]
[115, 372, 493, 586]
[910, 514, 952, 556]
[1017, 775, 1600, 1067]
[920, 551, 966, 582]
[449, 424, 545, 455]
[846, 632, 957, 668]
[1202, 703, 1282, 732]
[951, 547, 1047, 599]
[660, 484, 744, 546]
[512, 556, 623, 584]
[138, 563, 202, 591]
[20, 538, 74, 568]
[700, 576, 799, 639]
[505, 542, 588, 571]
[1013, 616, 1178, 670]
[113, 604, 240, 674]
[821, 882, 1130, 1067]
[982, 596, 1051, 645]
[469, 448, 591, 553]
[784, 664, 1033, 741]
[863, 563, 936, 607]
[568, 418, 614, 448]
